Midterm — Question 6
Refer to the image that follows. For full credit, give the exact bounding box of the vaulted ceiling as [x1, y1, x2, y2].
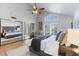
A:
[1, 3, 79, 18]
[28, 3, 79, 16]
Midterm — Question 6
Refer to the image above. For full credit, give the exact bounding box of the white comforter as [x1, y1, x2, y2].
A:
[41, 35, 59, 56]
[43, 39, 59, 56]
[41, 35, 56, 51]
[29, 35, 59, 56]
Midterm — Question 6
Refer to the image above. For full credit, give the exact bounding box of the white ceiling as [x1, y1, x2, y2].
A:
[29, 3, 79, 16]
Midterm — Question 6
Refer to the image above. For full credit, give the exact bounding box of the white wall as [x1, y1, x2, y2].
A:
[57, 15, 73, 32]
[0, 4, 1, 18]
[36, 11, 74, 33]
[74, 7, 79, 28]
[0, 3, 36, 23]
[74, 7, 79, 22]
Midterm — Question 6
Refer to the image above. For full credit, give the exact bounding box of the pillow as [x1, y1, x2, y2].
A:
[57, 32, 66, 43]
[56, 31, 62, 41]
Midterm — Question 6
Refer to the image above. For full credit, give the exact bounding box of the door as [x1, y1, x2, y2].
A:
[44, 23, 57, 35]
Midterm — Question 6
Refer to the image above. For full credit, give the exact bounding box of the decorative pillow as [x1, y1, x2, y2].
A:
[57, 33, 66, 43]
[56, 31, 62, 41]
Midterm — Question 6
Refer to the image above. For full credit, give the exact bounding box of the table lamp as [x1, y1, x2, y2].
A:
[66, 29, 79, 47]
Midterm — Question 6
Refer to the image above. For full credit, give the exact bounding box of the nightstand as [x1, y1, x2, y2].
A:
[59, 45, 79, 56]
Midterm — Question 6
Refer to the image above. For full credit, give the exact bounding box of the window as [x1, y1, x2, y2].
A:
[44, 14, 58, 35]
[44, 14, 57, 22]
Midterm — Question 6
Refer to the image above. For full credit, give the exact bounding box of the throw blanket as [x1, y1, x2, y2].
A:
[31, 36, 50, 52]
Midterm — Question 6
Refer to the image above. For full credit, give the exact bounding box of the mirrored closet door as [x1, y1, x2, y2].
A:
[1, 19, 23, 45]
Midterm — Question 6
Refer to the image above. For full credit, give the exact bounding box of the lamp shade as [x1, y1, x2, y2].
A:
[66, 29, 79, 47]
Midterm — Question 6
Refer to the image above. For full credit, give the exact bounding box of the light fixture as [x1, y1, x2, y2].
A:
[32, 9, 38, 14]
[32, 3, 45, 14]
[32, 4, 38, 14]
[33, 3, 37, 10]
[66, 29, 79, 47]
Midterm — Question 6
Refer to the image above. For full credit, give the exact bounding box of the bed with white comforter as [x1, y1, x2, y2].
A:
[41, 35, 59, 56]
[29, 35, 59, 56]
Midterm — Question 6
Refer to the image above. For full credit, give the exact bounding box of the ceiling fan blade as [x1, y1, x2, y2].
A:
[38, 11, 42, 14]
[39, 8, 45, 10]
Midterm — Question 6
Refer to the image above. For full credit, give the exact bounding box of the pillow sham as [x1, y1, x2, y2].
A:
[56, 31, 62, 41]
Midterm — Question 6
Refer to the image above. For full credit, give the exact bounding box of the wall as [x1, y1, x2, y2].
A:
[57, 15, 73, 32]
[74, 7, 79, 22]
[36, 11, 74, 33]
[74, 7, 79, 28]
[0, 3, 36, 23]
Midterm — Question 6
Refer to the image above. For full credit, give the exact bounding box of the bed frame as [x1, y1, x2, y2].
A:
[29, 46, 52, 56]
[1, 36, 22, 45]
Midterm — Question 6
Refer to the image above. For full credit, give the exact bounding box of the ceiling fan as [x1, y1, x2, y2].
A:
[30, 3, 45, 14]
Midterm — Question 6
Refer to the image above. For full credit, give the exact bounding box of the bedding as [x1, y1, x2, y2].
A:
[44, 40, 59, 56]
[30, 35, 58, 55]
[41, 35, 56, 51]
[5, 32, 22, 36]
[29, 31, 64, 56]
[31, 35, 50, 52]
[3, 32, 22, 39]
[56, 31, 62, 41]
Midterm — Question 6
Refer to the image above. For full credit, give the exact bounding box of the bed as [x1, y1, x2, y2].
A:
[29, 31, 65, 56]
[4, 32, 22, 39]
[1, 32, 23, 45]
